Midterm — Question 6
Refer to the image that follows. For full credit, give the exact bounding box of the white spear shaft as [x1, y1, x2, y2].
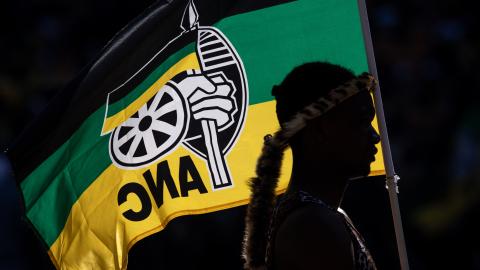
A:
[357, 0, 410, 269]
[200, 119, 231, 188]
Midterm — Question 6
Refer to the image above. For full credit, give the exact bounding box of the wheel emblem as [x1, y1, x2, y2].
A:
[109, 84, 189, 168]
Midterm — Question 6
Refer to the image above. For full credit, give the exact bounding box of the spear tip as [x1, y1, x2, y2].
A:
[181, 0, 199, 31]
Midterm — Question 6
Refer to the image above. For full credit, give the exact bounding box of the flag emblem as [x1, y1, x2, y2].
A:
[107, 0, 248, 190]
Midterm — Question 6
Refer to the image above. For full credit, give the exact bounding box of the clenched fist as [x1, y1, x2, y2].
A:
[176, 71, 237, 128]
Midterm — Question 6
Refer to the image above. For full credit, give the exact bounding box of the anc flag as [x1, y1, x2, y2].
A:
[7, 0, 385, 269]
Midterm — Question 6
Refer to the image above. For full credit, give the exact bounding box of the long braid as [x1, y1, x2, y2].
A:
[242, 134, 286, 270]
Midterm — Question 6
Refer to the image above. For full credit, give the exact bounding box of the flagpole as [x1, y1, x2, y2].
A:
[357, 0, 410, 269]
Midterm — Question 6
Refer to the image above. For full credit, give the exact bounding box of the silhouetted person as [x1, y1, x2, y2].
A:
[243, 62, 380, 270]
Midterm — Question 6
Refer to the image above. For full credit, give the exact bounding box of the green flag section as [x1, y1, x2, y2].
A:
[7, 0, 385, 269]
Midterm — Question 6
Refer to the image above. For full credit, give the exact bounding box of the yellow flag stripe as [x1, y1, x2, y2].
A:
[50, 99, 384, 269]
[50, 101, 292, 269]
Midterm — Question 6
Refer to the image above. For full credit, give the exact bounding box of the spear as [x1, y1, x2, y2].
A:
[182, 0, 234, 189]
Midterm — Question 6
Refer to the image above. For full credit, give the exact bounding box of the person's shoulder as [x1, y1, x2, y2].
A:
[273, 204, 354, 270]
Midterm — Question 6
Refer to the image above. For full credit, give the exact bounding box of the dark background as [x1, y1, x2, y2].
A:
[1, 0, 479, 269]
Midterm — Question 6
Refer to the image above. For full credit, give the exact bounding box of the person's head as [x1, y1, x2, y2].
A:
[243, 62, 379, 269]
[273, 62, 380, 177]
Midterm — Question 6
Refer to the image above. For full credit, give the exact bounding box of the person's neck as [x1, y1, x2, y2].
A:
[286, 156, 349, 209]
